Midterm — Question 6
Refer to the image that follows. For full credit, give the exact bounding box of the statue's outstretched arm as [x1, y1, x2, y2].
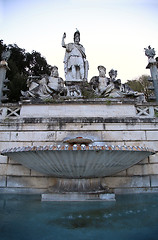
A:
[62, 32, 66, 48]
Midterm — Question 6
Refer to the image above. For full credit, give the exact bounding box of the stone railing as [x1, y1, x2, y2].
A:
[0, 103, 158, 119]
[135, 104, 158, 118]
[0, 106, 21, 119]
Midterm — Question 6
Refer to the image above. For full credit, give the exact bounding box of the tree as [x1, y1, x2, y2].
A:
[25, 51, 52, 76]
[126, 75, 151, 101]
[0, 40, 6, 57]
[0, 41, 52, 102]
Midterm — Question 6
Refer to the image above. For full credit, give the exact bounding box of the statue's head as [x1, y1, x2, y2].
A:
[74, 30, 80, 44]
[51, 66, 59, 78]
[98, 65, 106, 77]
[109, 69, 117, 79]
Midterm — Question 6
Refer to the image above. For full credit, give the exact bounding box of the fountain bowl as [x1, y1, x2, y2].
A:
[1, 144, 154, 179]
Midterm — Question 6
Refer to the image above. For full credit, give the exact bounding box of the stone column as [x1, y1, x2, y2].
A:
[144, 46, 158, 102]
[146, 61, 158, 102]
[0, 61, 9, 103]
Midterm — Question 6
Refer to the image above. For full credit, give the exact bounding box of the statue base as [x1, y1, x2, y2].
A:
[65, 79, 84, 86]
[41, 178, 115, 201]
[41, 192, 115, 201]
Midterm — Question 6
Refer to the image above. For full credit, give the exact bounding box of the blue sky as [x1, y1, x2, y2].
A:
[1, 0, 158, 82]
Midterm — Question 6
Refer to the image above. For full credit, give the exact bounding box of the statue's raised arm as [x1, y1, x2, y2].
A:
[62, 32, 66, 48]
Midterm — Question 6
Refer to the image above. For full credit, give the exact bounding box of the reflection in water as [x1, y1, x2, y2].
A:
[0, 194, 158, 240]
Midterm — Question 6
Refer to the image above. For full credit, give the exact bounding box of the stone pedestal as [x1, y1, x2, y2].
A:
[0, 62, 9, 103]
[41, 192, 115, 201]
[41, 178, 115, 201]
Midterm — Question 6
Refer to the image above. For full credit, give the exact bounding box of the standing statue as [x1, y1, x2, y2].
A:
[62, 30, 89, 81]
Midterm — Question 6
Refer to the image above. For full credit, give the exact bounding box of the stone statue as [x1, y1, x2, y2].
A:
[144, 46, 156, 59]
[62, 30, 89, 81]
[21, 67, 65, 101]
[98, 65, 106, 78]
[21, 76, 52, 100]
[97, 66, 108, 94]
[48, 66, 64, 92]
[1, 49, 11, 62]
[109, 69, 117, 81]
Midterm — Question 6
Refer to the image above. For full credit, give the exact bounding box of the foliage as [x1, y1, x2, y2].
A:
[0, 40, 6, 56]
[0, 41, 52, 102]
[126, 75, 151, 101]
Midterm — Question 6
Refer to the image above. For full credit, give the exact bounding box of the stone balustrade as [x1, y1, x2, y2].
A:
[0, 102, 158, 119]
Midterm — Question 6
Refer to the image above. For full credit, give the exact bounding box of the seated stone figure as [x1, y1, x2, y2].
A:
[62, 30, 89, 81]
[48, 66, 64, 92]
[21, 76, 52, 100]
[21, 67, 65, 101]
[98, 65, 109, 94]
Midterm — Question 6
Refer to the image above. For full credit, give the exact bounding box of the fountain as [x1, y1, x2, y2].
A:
[1, 137, 154, 201]
[1, 31, 156, 201]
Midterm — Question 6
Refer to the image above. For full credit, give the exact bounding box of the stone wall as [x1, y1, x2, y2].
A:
[0, 102, 158, 194]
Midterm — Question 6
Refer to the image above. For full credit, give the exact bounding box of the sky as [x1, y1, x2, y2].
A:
[0, 0, 158, 83]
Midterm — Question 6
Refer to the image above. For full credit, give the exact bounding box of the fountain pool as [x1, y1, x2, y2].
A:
[0, 193, 158, 240]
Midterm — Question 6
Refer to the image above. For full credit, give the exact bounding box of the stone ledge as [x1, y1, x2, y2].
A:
[115, 187, 158, 194]
[1, 117, 158, 125]
[0, 187, 46, 194]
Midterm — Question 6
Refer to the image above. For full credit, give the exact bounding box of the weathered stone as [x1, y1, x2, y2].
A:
[0, 141, 32, 151]
[0, 102, 157, 195]
[113, 170, 127, 176]
[102, 176, 150, 188]
[0, 155, 7, 163]
[62, 30, 88, 82]
[0, 164, 7, 175]
[56, 131, 102, 142]
[0, 187, 46, 194]
[127, 164, 158, 176]
[149, 153, 158, 163]
[7, 165, 30, 176]
[101, 131, 146, 141]
[10, 131, 55, 142]
[125, 141, 158, 151]
[20, 104, 136, 118]
[115, 187, 158, 194]
[146, 131, 158, 140]
[31, 170, 46, 177]
[8, 158, 21, 164]
[151, 175, 158, 187]
[0, 132, 10, 141]
[0, 176, 6, 187]
[138, 157, 149, 164]
[105, 123, 158, 131]
[7, 176, 56, 188]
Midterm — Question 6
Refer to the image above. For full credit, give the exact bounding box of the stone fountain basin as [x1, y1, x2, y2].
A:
[1, 144, 154, 178]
